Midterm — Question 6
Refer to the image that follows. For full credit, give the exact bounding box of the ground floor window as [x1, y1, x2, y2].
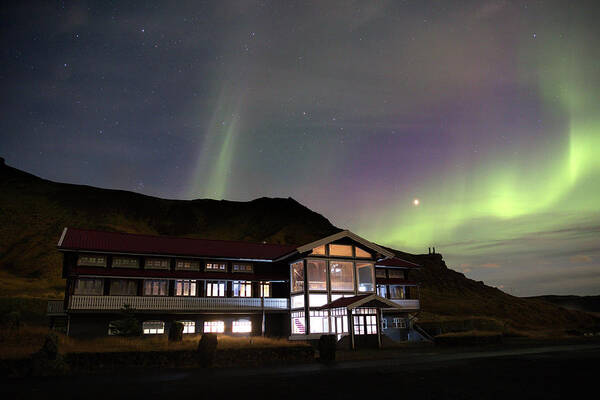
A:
[381, 318, 388, 330]
[353, 314, 377, 335]
[392, 317, 406, 328]
[180, 321, 196, 334]
[204, 320, 225, 333]
[309, 310, 329, 334]
[232, 319, 252, 333]
[143, 321, 165, 335]
[291, 311, 306, 334]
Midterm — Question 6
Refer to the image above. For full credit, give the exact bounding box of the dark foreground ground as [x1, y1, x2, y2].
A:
[3, 342, 599, 399]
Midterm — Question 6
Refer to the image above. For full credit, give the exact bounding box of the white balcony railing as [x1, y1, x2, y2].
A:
[389, 299, 420, 309]
[68, 295, 289, 312]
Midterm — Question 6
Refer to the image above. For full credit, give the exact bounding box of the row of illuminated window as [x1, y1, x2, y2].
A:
[309, 244, 372, 258]
[73, 278, 271, 297]
[138, 319, 252, 335]
[76, 255, 253, 273]
[290, 260, 375, 293]
[380, 317, 407, 330]
[290, 310, 382, 335]
[375, 268, 407, 279]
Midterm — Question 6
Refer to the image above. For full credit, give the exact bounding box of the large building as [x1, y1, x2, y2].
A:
[47, 227, 424, 348]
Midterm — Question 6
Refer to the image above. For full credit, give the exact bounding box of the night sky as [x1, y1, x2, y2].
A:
[2, 1, 599, 296]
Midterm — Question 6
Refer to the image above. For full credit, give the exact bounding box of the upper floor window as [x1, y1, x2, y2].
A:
[145, 258, 169, 270]
[355, 247, 372, 258]
[389, 285, 405, 299]
[206, 281, 225, 297]
[232, 281, 252, 297]
[110, 279, 137, 296]
[176, 259, 201, 271]
[307, 259, 327, 291]
[74, 278, 103, 295]
[206, 262, 227, 272]
[388, 270, 406, 279]
[377, 284, 387, 298]
[330, 261, 354, 291]
[143, 279, 168, 296]
[175, 280, 197, 296]
[232, 263, 253, 273]
[259, 282, 271, 297]
[356, 263, 375, 292]
[310, 245, 326, 255]
[77, 255, 106, 267]
[375, 268, 387, 278]
[329, 244, 353, 257]
[290, 261, 304, 293]
[112, 257, 139, 268]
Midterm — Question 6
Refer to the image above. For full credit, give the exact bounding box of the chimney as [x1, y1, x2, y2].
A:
[428, 247, 431, 254]
[433, 247, 436, 254]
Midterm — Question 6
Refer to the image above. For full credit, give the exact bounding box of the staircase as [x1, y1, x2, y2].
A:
[294, 318, 305, 334]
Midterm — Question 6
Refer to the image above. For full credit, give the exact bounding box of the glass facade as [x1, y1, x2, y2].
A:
[330, 261, 354, 291]
[291, 261, 304, 293]
[307, 259, 327, 290]
[356, 263, 374, 292]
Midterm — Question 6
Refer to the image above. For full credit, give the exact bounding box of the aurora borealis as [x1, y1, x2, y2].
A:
[1, 1, 599, 295]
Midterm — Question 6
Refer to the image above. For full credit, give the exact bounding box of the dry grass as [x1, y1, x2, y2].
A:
[0, 326, 308, 360]
[435, 330, 501, 338]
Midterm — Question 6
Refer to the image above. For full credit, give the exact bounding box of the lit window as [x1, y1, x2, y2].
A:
[377, 284, 387, 298]
[74, 278, 103, 295]
[307, 259, 327, 290]
[381, 318, 388, 330]
[329, 244, 353, 257]
[309, 310, 330, 334]
[330, 261, 354, 291]
[392, 317, 406, 328]
[291, 294, 305, 309]
[375, 268, 387, 278]
[232, 281, 252, 297]
[110, 279, 137, 295]
[180, 321, 196, 334]
[206, 262, 227, 271]
[145, 258, 169, 269]
[353, 315, 377, 335]
[232, 319, 252, 333]
[206, 281, 225, 297]
[291, 261, 304, 293]
[310, 245, 326, 255]
[309, 293, 328, 307]
[291, 311, 306, 334]
[389, 286, 405, 299]
[112, 257, 139, 268]
[232, 263, 253, 273]
[259, 282, 271, 297]
[388, 269, 405, 279]
[77, 255, 106, 267]
[143, 321, 165, 335]
[355, 247, 372, 258]
[175, 280, 197, 296]
[203, 321, 224, 333]
[356, 263, 374, 292]
[143, 280, 168, 296]
[176, 260, 200, 271]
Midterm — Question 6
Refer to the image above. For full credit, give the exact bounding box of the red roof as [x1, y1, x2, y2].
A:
[376, 257, 420, 268]
[317, 294, 371, 309]
[58, 228, 298, 261]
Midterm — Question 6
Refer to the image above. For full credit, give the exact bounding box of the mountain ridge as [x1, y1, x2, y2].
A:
[1, 159, 598, 331]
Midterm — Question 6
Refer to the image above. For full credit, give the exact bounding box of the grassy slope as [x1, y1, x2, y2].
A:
[1, 160, 597, 331]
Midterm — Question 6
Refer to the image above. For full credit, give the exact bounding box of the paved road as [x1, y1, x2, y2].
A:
[3, 343, 599, 399]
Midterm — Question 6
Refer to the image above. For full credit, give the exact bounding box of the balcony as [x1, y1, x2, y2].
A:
[389, 299, 420, 310]
[67, 295, 289, 312]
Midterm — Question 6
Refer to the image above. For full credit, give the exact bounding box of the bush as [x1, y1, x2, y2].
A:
[197, 333, 218, 366]
[169, 321, 184, 342]
[30, 333, 69, 376]
[109, 305, 142, 337]
[318, 335, 337, 362]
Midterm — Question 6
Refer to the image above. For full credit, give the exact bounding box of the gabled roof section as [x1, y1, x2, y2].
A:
[376, 257, 421, 268]
[318, 294, 405, 310]
[57, 227, 298, 261]
[296, 230, 395, 258]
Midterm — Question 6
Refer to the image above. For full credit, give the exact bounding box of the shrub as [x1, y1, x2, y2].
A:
[318, 335, 337, 362]
[169, 321, 184, 342]
[109, 305, 142, 337]
[197, 333, 218, 367]
[30, 333, 69, 376]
